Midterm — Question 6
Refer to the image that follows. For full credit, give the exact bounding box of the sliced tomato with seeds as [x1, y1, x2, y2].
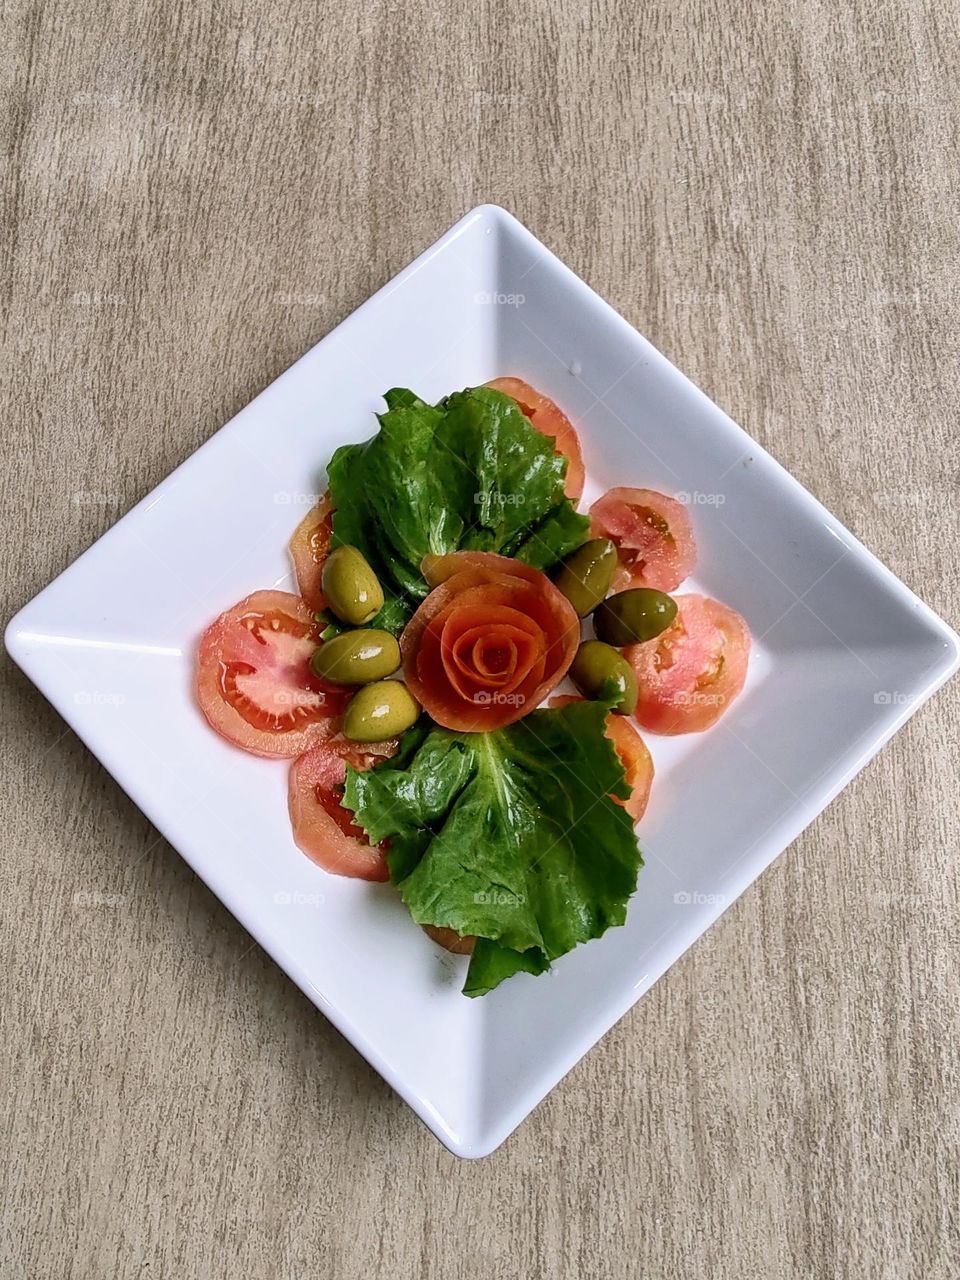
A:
[590, 487, 696, 592]
[625, 593, 750, 734]
[288, 737, 398, 881]
[197, 589, 349, 758]
[485, 377, 585, 502]
[289, 494, 334, 612]
[550, 695, 654, 822]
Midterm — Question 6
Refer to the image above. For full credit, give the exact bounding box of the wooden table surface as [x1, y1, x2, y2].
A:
[3, 1, 959, 1276]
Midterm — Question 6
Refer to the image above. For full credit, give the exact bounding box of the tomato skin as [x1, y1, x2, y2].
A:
[485, 377, 585, 502]
[626, 594, 750, 734]
[422, 925, 475, 954]
[289, 495, 334, 612]
[604, 714, 655, 821]
[196, 589, 347, 758]
[549, 695, 654, 822]
[288, 738, 397, 881]
[590, 487, 696, 592]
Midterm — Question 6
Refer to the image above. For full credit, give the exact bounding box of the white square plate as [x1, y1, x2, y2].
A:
[7, 206, 958, 1157]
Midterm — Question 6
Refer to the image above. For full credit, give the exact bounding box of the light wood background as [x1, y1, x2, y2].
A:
[3, 1, 959, 1276]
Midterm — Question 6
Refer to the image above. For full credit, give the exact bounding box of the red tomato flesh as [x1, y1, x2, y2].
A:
[590, 487, 696, 592]
[197, 590, 348, 758]
[626, 593, 750, 734]
[289, 495, 334, 612]
[485, 377, 585, 502]
[288, 737, 397, 881]
[549, 695, 654, 822]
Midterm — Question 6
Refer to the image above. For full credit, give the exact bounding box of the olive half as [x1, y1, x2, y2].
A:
[594, 588, 677, 647]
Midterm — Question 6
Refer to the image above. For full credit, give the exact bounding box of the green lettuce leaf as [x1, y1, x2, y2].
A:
[326, 386, 590, 631]
[342, 700, 643, 996]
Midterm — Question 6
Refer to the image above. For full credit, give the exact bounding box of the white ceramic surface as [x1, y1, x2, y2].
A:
[7, 205, 958, 1157]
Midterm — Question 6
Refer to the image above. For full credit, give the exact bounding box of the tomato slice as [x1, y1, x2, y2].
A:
[485, 377, 585, 502]
[550, 695, 654, 822]
[590, 487, 696, 592]
[197, 590, 349, 758]
[422, 924, 475, 955]
[288, 737, 397, 881]
[626, 594, 750, 734]
[289, 495, 334, 612]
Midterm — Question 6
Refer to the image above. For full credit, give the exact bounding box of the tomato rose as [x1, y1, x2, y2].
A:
[401, 551, 580, 732]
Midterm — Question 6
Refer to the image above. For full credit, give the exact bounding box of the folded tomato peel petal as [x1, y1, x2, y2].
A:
[403, 551, 579, 731]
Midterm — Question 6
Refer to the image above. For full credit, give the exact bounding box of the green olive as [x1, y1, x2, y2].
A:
[553, 538, 618, 616]
[342, 681, 421, 742]
[594, 588, 677, 646]
[321, 545, 384, 625]
[569, 640, 638, 715]
[310, 629, 400, 686]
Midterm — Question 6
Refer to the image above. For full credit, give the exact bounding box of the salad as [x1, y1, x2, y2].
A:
[196, 379, 751, 995]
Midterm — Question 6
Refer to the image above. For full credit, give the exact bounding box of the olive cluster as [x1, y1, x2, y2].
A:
[552, 539, 677, 715]
[309, 546, 420, 742]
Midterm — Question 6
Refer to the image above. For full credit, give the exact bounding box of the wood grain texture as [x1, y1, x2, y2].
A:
[2, 0, 959, 1276]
